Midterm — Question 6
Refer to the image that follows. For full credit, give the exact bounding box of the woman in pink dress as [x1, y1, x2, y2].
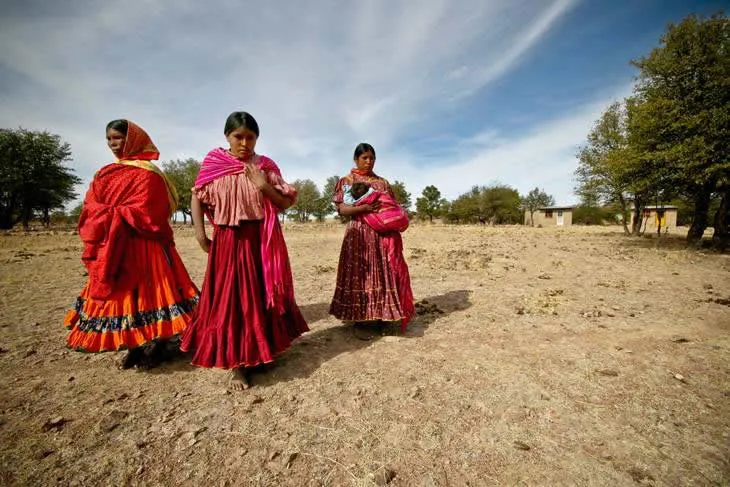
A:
[180, 111, 308, 390]
[329, 143, 414, 337]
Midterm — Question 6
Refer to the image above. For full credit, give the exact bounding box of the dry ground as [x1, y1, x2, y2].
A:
[0, 224, 728, 486]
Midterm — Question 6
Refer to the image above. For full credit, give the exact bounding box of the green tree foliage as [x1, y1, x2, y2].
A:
[575, 101, 648, 235]
[483, 185, 522, 224]
[70, 202, 83, 223]
[442, 190, 475, 223]
[443, 184, 521, 224]
[572, 205, 614, 225]
[290, 179, 321, 222]
[161, 158, 201, 224]
[521, 187, 555, 226]
[630, 12, 730, 247]
[323, 175, 349, 223]
[415, 185, 443, 222]
[390, 180, 412, 212]
[0, 128, 80, 229]
[313, 175, 340, 222]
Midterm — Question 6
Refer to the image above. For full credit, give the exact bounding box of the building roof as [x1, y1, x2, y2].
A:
[631, 205, 679, 210]
[537, 205, 574, 210]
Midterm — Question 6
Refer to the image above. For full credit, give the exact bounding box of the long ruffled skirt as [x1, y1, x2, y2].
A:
[64, 238, 199, 352]
[329, 219, 414, 329]
[180, 222, 308, 369]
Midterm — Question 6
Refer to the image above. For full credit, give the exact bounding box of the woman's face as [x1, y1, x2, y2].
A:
[106, 128, 126, 159]
[355, 150, 375, 173]
[226, 127, 258, 160]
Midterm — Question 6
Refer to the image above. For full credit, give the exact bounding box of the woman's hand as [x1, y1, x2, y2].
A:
[245, 163, 268, 189]
[337, 201, 379, 217]
[359, 201, 380, 213]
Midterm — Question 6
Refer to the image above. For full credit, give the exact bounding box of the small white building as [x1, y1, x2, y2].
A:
[525, 206, 573, 227]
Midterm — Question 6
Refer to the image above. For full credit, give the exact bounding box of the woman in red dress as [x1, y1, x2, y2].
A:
[180, 111, 308, 390]
[64, 119, 199, 369]
[329, 143, 414, 337]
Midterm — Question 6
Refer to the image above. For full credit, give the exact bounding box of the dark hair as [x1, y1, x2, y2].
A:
[353, 142, 376, 160]
[224, 111, 260, 137]
[106, 119, 128, 135]
[350, 182, 371, 199]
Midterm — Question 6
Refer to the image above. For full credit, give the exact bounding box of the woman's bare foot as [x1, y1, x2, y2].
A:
[228, 368, 251, 391]
[118, 347, 145, 370]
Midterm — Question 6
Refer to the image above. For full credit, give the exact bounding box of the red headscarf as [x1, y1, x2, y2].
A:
[119, 120, 160, 161]
[112, 121, 178, 213]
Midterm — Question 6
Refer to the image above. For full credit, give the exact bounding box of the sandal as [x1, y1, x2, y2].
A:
[352, 322, 374, 341]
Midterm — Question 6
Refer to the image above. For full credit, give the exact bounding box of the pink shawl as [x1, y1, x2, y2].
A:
[355, 191, 409, 233]
[195, 148, 295, 314]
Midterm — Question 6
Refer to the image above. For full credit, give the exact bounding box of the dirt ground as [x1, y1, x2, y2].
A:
[0, 223, 728, 486]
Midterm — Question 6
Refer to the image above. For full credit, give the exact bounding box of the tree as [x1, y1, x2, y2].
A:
[575, 100, 648, 235]
[521, 187, 555, 226]
[415, 185, 443, 222]
[311, 196, 330, 222]
[572, 205, 614, 225]
[70, 202, 83, 222]
[482, 184, 522, 224]
[443, 190, 478, 223]
[0, 128, 80, 229]
[630, 12, 730, 247]
[290, 179, 321, 222]
[315, 175, 340, 222]
[390, 180, 411, 212]
[442, 184, 521, 225]
[161, 158, 200, 224]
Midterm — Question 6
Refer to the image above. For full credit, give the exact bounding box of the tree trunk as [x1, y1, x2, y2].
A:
[618, 195, 630, 235]
[631, 196, 643, 236]
[529, 210, 535, 227]
[712, 187, 729, 252]
[687, 183, 714, 248]
[21, 206, 33, 230]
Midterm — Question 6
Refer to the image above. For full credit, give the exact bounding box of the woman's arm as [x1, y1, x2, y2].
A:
[191, 193, 211, 253]
[336, 201, 379, 217]
[259, 182, 295, 211]
[246, 164, 295, 211]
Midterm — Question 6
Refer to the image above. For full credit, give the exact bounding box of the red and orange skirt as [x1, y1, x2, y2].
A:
[64, 237, 199, 352]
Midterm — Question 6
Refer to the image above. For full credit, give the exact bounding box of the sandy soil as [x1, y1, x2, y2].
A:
[0, 223, 728, 486]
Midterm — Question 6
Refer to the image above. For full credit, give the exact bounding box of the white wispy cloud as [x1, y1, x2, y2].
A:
[0, 0, 614, 207]
[384, 82, 634, 206]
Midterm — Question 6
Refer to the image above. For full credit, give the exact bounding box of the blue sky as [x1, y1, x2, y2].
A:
[0, 0, 725, 207]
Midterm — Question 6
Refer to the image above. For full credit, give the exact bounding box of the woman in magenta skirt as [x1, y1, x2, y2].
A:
[329, 143, 414, 337]
[181, 111, 308, 390]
